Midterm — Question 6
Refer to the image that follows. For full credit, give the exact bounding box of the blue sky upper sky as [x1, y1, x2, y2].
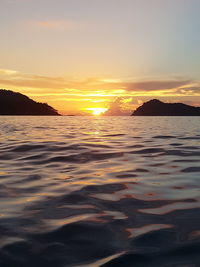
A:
[0, 0, 200, 114]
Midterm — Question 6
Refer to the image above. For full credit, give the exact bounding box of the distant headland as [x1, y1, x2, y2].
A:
[132, 99, 200, 116]
[0, 89, 60, 115]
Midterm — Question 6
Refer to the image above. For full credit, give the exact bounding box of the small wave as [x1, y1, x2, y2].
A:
[0, 116, 200, 266]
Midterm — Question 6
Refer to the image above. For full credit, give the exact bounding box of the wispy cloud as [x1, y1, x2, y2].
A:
[31, 20, 82, 31]
[0, 69, 200, 97]
[0, 70, 68, 89]
[0, 69, 19, 75]
[124, 80, 191, 91]
[1, 69, 200, 114]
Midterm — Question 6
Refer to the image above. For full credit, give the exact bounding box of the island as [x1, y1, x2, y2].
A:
[0, 89, 60, 115]
[132, 99, 200, 116]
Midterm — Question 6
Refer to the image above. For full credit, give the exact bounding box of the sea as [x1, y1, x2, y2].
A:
[0, 116, 200, 267]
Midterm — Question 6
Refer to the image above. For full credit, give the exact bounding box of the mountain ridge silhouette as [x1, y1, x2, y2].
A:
[132, 99, 200, 116]
[0, 89, 60, 115]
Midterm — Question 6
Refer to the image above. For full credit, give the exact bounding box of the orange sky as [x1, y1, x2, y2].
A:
[0, 69, 200, 115]
[1, 0, 200, 115]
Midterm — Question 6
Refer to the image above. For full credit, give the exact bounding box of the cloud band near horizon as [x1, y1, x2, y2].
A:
[0, 69, 199, 95]
[1, 69, 200, 114]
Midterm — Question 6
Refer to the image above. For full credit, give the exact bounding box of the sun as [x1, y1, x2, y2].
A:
[86, 107, 108, 116]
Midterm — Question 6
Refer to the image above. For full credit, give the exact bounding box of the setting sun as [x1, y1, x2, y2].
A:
[86, 107, 108, 116]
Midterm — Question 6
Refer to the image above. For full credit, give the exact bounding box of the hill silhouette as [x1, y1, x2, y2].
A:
[0, 89, 60, 115]
[132, 99, 200, 116]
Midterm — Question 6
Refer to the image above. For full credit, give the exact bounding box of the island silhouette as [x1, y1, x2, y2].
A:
[132, 99, 200, 116]
[0, 89, 60, 115]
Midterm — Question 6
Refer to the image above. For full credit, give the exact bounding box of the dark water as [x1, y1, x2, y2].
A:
[0, 116, 200, 267]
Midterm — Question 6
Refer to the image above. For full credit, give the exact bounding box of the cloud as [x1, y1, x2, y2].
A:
[0, 70, 69, 89]
[104, 97, 133, 116]
[6, 0, 30, 2]
[0, 69, 200, 98]
[68, 78, 198, 95]
[0, 69, 18, 75]
[31, 20, 82, 31]
[1, 69, 200, 114]
[175, 86, 200, 95]
[124, 80, 191, 91]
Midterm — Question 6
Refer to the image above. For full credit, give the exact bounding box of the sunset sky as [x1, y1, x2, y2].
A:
[1, 0, 200, 115]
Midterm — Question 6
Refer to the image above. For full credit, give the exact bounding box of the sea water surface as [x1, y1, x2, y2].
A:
[0, 116, 200, 267]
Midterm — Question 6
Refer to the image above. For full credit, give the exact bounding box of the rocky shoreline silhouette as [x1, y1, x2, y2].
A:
[0, 89, 60, 115]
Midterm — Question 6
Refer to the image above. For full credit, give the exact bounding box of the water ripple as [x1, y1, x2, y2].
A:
[0, 116, 200, 266]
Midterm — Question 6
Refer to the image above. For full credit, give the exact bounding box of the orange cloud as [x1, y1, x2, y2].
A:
[1, 69, 200, 115]
[0, 69, 19, 75]
[0, 69, 200, 98]
[125, 80, 191, 91]
[31, 20, 82, 31]
[0, 70, 68, 89]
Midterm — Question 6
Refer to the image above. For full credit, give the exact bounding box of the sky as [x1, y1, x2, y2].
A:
[0, 0, 200, 115]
